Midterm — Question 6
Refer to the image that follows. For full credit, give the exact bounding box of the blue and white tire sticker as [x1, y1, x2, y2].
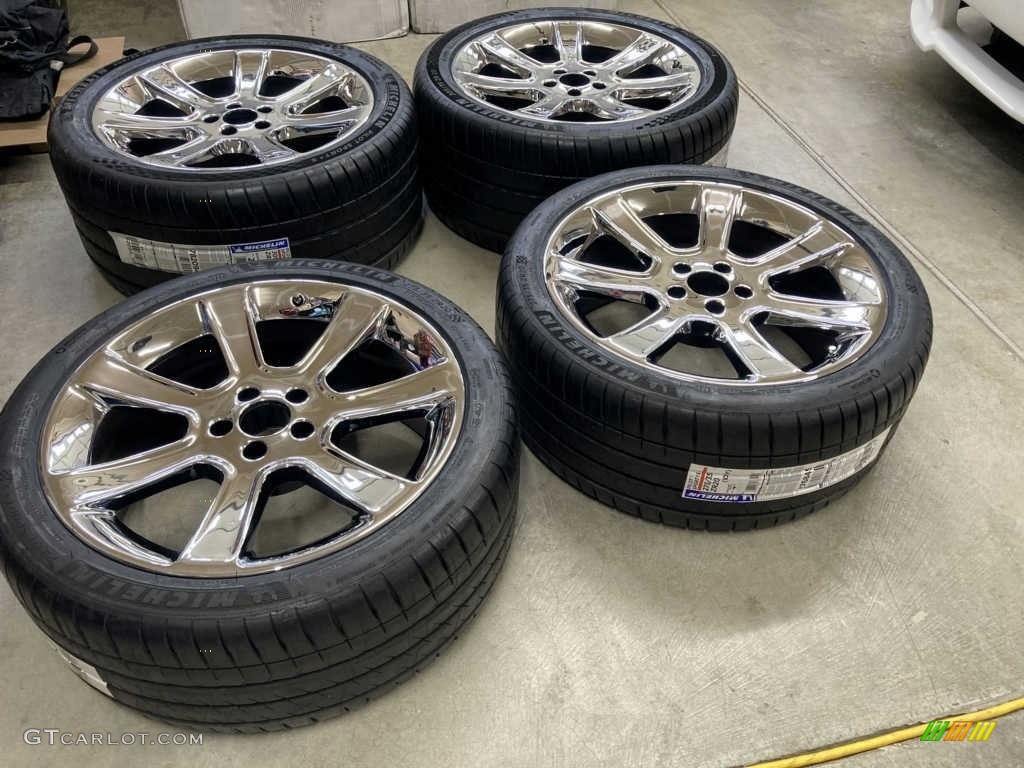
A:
[111, 232, 291, 273]
[682, 427, 891, 503]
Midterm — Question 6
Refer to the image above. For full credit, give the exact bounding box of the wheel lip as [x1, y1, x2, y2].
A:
[449, 18, 703, 124]
[37, 275, 468, 578]
[501, 165, 927, 399]
[89, 45, 375, 172]
[51, 36, 408, 183]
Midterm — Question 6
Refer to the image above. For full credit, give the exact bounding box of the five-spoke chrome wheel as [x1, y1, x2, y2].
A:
[544, 180, 888, 384]
[42, 279, 464, 576]
[452, 20, 701, 122]
[92, 48, 374, 169]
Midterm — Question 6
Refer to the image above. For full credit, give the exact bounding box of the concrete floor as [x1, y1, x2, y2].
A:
[2, 1, 1023, 766]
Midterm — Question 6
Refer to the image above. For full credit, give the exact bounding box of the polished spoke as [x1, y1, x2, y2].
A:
[587, 92, 653, 121]
[616, 68, 697, 95]
[759, 240, 850, 276]
[551, 254, 652, 300]
[242, 134, 300, 164]
[177, 468, 263, 564]
[136, 65, 218, 112]
[763, 295, 875, 333]
[75, 352, 206, 415]
[475, 34, 541, 76]
[719, 321, 804, 380]
[325, 361, 457, 420]
[605, 310, 680, 359]
[698, 186, 743, 254]
[304, 452, 408, 515]
[279, 104, 369, 136]
[198, 289, 264, 377]
[143, 134, 229, 167]
[518, 93, 568, 119]
[297, 291, 388, 378]
[280, 67, 347, 113]
[234, 49, 270, 98]
[744, 222, 826, 265]
[594, 195, 672, 258]
[95, 110, 197, 136]
[58, 437, 199, 507]
[458, 70, 533, 95]
[601, 33, 668, 74]
[553, 21, 584, 65]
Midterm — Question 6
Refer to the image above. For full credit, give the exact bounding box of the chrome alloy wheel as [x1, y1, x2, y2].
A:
[452, 20, 701, 122]
[544, 180, 888, 384]
[91, 48, 374, 170]
[41, 280, 465, 576]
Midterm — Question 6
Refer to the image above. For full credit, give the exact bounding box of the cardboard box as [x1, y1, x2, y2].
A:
[0, 36, 125, 150]
[177, 0, 408, 43]
[410, 0, 620, 34]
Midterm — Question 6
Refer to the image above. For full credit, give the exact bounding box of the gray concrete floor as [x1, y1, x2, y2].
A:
[2, 1, 1023, 766]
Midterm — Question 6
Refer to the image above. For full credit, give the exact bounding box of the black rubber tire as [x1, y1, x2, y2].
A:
[0, 260, 519, 732]
[497, 166, 932, 530]
[415, 7, 738, 252]
[48, 36, 422, 294]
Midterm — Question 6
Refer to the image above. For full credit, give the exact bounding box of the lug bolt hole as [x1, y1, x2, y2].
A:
[209, 419, 233, 437]
[713, 262, 732, 274]
[567, 88, 582, 97]
[254, 120, 271, 129]
[734, 284, 754, 299]
[667, 286, 687, 300]
[593, 82, 607, 90]
[705, 299, 726, 315]
[221, 125, 238, 135]
[553, 68, 566, 75]
[242, 441, 268, 460]
[291, 421, 315, 439]
[238, 386, 260, 402]
[583, 69, 597, 76]
[672, 262, 691, 275]
[202, 114, 219, 123]
[257, 105, 273, 113]
[543, 79, 557, 87]
[286, 388, 309, 404]
[227, 102, 242, 109]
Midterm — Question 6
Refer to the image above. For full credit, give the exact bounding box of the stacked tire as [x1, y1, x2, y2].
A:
[415, 8, 738, 252]
[49, 36, 422, 294]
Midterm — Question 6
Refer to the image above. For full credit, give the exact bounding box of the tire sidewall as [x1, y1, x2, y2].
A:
[419, 7, 732, 136]
[0, 260, 513, 621]
[502, 165, 932, 414]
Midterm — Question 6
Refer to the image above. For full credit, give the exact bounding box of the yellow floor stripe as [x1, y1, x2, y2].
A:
[744, 697, 1024, 768]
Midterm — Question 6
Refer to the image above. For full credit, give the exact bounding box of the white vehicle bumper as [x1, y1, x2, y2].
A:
[910, 0, 1024, 122]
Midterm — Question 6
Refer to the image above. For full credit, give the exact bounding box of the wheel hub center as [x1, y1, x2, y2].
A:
[559, 73, 590, 87]
[223, 108, 258, 125]
[239, 400, 291, 436]
[686, 271, 730, 297]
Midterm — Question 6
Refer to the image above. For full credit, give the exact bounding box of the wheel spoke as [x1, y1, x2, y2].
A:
[593, 195, 671, 258]
[518, 92, 568, 119]
[234, 49, 270, 98]
[551, 254, 652, 300]
[616, 68, 698, 98]
[74, 352, 206, 415]
[324, 361, 458, 421]
[719, 321, 804, 380]
[698, 186, 743, 254]
[136, 65, 219, 112]
[553, 21, 584, 65]
[759, 240, 851, 276]
[57, 437, 199, 507]
[278, 104, 369, 137]
[303, 453, 407, 515]
[242, 134, 300, 164]
[600, 33, 669, 75]
[762, 296, 876, 334]
[279, 67, 348, 113]
[474, 34, 542, 76]
[605, 309, 680, 359]
[586, 92, 653, 121]
[139, 134, 233, 168]
[197, 288, 265, 377]
[297, 291, 389, 378]
[458, 71, 533, 96]
[177, 468, 263, 564]
[95, 110, 198, 138]
[743, 222, 827, 265]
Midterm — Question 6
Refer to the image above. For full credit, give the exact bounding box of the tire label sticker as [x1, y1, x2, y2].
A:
[50, 643, 113, 697]
[682, 428, 891, 503]
[110, 232, 291, 273]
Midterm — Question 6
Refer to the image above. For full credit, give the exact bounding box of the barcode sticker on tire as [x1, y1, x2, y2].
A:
[110, 232, 291, 273]
[682, 427, 891, 503]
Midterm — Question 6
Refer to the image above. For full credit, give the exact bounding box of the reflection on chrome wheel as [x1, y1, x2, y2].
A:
[0, 261, 518, 731]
